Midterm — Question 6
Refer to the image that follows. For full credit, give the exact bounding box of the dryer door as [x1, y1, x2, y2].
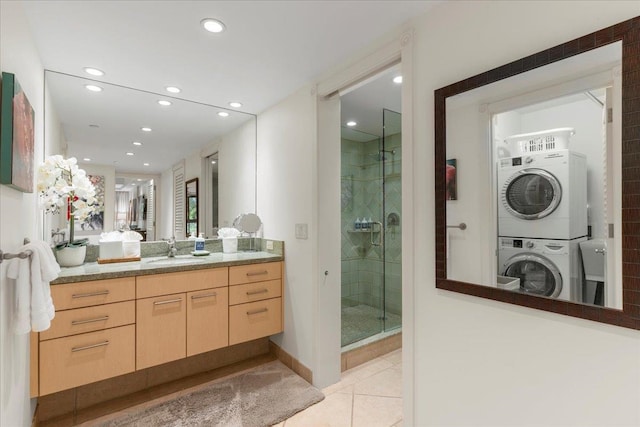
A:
[503, 254, 562, 298]
[501, 168, 562, 220]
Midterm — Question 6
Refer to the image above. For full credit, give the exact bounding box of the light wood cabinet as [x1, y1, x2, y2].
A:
[39, 325, 135, 395]
[136, 293, 186, 369]
[37, 260, 284, 396]
[229, 298, 283, 345]
[187, 287, 228, 356]
[229, 261, 284, 345]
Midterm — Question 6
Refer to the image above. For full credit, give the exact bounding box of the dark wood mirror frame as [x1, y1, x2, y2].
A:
[435, 16, 640, 329]
[186, 178, 199, 237]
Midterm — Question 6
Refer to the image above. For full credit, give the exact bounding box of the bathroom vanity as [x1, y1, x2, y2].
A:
[31, 252, 284, 397]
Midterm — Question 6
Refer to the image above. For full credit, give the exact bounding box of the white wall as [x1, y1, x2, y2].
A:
[0, 2, 44, 425]
[257, 86, 317, 374]
[410, 1, 640, 425]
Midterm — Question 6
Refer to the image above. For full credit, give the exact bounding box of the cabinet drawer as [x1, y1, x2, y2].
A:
[40, 301, 135, 341]
[229, 279, 282, 305]
[137, 268, 228, 299]
[39, 325, 135, 396]
[51, 277, 135, 310]
[229, 298, 282, 345]
[136, 293, 186, 370]
[229, 262, 281, 285]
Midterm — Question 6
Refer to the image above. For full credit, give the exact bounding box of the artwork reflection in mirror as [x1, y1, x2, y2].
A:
[446, 41, 621, 309]
[186, 178, 198, 237]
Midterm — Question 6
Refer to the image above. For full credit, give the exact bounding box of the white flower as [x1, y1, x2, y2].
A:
[37, 156, 99, 219]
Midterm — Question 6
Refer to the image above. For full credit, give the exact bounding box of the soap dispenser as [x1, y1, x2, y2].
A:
[355, 217, 362, 230]
[195, 233, 205, 251]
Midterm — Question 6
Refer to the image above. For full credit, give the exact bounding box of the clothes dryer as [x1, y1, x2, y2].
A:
[498, 237, 586, 302]
[497, 150, 587, 239]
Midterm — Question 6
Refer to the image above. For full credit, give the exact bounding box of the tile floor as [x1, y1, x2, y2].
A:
[273, 348, 403, 427]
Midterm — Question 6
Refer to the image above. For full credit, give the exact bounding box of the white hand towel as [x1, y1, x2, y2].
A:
[6, 241, 59, 334]
[6, 257, 31, 335]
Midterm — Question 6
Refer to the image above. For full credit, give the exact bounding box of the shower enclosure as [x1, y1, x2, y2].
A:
[341, 109, 402, 348]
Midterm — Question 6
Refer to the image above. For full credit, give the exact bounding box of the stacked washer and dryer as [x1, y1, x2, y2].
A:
[497, 128, 587, 302]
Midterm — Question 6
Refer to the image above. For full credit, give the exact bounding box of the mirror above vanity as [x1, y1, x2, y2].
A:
[45, 71, 257, 241]
[435, 17, 640, 329]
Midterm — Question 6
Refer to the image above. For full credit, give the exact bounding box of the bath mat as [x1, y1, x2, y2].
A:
[83, 361, 324, 427]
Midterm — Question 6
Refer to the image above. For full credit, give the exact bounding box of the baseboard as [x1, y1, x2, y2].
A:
[269, 340, 313, 384]
[341, 332, 401, 371]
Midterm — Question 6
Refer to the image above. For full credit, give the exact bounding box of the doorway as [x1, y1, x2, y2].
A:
[340, 65, 402, 349]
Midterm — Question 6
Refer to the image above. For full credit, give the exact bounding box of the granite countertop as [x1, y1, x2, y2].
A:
[52, 251, 284, 285]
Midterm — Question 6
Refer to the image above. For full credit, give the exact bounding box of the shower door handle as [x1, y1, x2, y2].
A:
[371, 221, 383, 246]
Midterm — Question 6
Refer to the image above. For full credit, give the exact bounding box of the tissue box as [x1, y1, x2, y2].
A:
[123, 241, 141, 258]
[99, 241, 123, 260]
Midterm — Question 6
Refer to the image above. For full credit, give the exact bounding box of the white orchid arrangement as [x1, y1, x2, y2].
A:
[37, 155, 98, 247]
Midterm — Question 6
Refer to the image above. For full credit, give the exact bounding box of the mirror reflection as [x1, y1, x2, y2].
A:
[44, 71, 257, 242]
[186, 178, 199, 237]
[445, 41, 621, 309]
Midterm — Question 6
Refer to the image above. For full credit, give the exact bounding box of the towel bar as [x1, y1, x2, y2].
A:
[0, 238, 33, 264]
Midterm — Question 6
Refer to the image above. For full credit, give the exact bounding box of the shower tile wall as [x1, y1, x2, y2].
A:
[341, 133, 402, 316]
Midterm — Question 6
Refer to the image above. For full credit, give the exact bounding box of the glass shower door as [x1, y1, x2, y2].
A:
[382, 108, 402, 332]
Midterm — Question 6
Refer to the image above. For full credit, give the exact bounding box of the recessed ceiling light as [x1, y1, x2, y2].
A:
[229, 101, 242, 108]
[143, 163, 150, 166]
[83, 158, 91, 162]
[393, 75, 403, 84]
[85, 84, 103, 92]
[158, 100, 172, 106]
[132, 141, 142, 146]
[141, 127, 152, 132]
[346, 121, 357, 127]
[84, 67, 104, 76]
[166, 86, 181, 93]
[201, 18, 226, 33]
[211, 160, 217, 164]
[137, 179, 142, 182]
[126, 152, 134, 156]
[218, 111, 229, 117]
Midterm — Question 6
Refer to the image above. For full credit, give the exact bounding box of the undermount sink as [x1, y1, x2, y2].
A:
[145, 256, 208, 266]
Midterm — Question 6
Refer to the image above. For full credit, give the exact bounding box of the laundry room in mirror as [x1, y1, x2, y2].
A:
[435, 16, 640, 327]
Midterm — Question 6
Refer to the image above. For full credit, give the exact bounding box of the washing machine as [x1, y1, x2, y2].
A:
[498, 236, 586, 302]
[497, 149, 587, 239]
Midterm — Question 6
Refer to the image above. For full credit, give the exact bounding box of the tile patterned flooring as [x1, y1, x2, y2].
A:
[273, 348, 403, 427]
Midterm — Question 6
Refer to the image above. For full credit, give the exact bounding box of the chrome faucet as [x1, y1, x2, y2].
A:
[167, 236, 178, 257]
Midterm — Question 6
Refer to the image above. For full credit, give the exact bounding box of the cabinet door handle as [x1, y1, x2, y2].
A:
[246, 270, 268, 277]
[247, 308, 268, 315]
[71, 316, 109, 326]
[72, 290, 110, 299]
[71, 340, 110, 352]
[153, 298, 183, 306]
[246, 288, 269, 296]
[191, 292, 217, 300]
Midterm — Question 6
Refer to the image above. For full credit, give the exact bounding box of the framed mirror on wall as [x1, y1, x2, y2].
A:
[186, 178, 198, 236]
[434, 16, 640, 329]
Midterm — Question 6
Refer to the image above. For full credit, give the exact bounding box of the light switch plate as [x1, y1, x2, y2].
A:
[295, 223, 308, 239]
[266, 240, 274, 250]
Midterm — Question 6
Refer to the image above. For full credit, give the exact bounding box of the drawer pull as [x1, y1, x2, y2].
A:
[191, 292, 217, 300]
[71, 316, 109, 326]
[246, 288, 269, 296]
[71, 340, 110, 352]
[246, 270, 268, 277]
[72, 290, 110, 299]
[247, 308, 268, 315]
[153, 298, 183, 306]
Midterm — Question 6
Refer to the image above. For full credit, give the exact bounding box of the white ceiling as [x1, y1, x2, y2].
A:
[21, 1, 436, 173]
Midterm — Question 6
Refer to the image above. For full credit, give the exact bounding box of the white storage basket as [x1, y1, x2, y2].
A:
[505, 127, 575, 156]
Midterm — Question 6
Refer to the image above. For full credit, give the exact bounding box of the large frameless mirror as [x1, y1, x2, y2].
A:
[435, 17, 640, 329]
[44, 71, 257, 242]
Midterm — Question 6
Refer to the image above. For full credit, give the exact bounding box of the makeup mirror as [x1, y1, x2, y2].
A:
[435, 17, 640, 329]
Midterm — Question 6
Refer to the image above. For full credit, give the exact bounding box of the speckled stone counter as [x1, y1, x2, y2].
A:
[53, 239, 284, 285]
